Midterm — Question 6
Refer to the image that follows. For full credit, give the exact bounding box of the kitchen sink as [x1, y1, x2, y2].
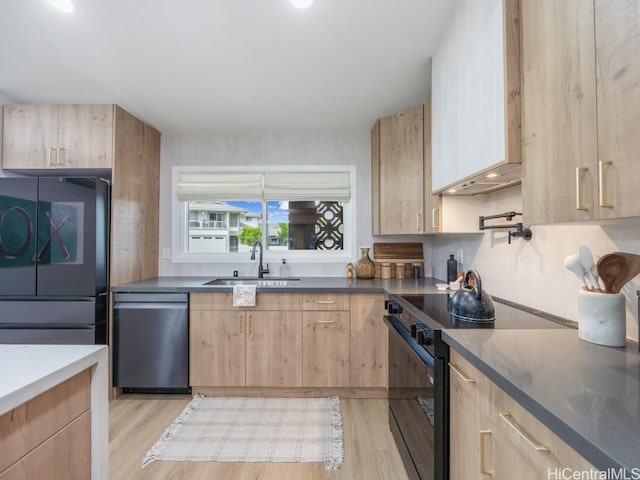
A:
[203, 277, 300, 287]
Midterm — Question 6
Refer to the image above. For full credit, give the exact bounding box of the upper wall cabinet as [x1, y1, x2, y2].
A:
[431, 0, 521, 195]
[3, 104, 114, 170]
[371, 104, 427, 235]
[521, 0, 640, 224]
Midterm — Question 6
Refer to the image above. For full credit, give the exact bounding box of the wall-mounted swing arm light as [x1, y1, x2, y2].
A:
[479, 211, 533, 245]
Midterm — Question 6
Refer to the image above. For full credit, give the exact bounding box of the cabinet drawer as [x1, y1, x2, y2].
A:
[0, 369, 90, 473]
[191, 292, 302, 311]
[302, 293, 349, 311]
[488, 382, 561, 469]
[0, 410, 91, 480]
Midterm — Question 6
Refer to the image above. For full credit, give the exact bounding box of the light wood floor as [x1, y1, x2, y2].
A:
[109, 395, 410, 480]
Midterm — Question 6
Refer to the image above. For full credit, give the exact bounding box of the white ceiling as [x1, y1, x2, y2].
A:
[0, 0, 457, 134]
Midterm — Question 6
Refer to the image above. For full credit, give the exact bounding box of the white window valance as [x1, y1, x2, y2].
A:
[176, 171, 350, 202]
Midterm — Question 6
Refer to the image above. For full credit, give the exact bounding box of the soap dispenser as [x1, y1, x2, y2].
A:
[279, 259, 289, 278]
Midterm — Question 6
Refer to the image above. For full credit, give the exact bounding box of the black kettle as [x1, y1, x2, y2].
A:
[450, 270, 495, 322]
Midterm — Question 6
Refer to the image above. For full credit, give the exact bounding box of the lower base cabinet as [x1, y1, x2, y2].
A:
[302, 311, 350, 387]
[0, 370, 91, 480]
[246, 311, 303, 387]
[189, 292, 388, 393]
[449, 349, 594, 479]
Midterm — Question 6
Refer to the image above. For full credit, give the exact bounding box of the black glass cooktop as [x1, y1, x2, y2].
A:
[394, 293, 576, 331]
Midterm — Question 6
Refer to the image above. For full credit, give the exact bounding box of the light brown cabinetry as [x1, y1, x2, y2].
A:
[522, 0, 640, 224]
[3, 104, 114, 169]
[246, 311, 303, 387]
[349, 293, 387, 388]
[0, 370, 91, 480]
[302, 293, 350, 387]
[448, 349, 594, 479]
[449, 350, 489, 480]
[189, 292, 303, 388]
[190, 292, 387, 395]
[190, 310, 246, 387]
[371, 104, 427, 235]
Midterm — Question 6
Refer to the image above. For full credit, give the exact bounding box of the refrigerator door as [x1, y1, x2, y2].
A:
[36, 177, 108, 296]
[0, 178, 38, 296]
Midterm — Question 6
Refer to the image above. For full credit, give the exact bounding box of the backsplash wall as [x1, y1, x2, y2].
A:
[158, 132, 374, 277]
[428, 186, 640, 342]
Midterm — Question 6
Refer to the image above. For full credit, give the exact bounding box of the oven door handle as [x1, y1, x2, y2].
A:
[384, 315, 435, 368]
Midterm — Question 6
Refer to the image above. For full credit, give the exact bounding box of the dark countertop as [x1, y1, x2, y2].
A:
[111, 276, 443, 295]
[444, 328, 640, 472]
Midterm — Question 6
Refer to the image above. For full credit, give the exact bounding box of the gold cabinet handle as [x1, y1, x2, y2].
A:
[56, 147, 64, 165]
[598, 160, 614, 208]
[448, 362, 476, 383]
[575, 166, 589, 211]
[316, 319, 336, 324]
[432, 208, 439, 231]
[498, 412, 550, 452]
[480, 430, 493, 476]
[316, 300, 336, 305]
[47, 147, 57, 166]
[416, 212, 423, 232]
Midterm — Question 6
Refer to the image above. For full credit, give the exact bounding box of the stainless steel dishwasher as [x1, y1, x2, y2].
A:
[113, 293, 190, 393]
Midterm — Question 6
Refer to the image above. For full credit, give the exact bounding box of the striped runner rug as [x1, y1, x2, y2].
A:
[142, 395, 344, 471]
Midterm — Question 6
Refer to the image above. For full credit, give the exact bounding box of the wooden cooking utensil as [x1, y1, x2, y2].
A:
[597, 253, 625, 293]
[612, 252, 640, 294]
[597, 252, 640, 293]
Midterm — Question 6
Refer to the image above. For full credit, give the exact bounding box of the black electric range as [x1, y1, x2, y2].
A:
[384, 292, 575, 480]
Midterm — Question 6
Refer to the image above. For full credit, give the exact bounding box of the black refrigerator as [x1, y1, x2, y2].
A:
[0, 176, 109, 344]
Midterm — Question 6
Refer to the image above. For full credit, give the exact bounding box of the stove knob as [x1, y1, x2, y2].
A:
[410, 324, 417, 337]
[423, 331, 433, 346]
[417, 330, 426, 345]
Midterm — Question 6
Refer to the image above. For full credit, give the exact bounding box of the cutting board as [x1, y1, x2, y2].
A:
[373, 242, 423, 260]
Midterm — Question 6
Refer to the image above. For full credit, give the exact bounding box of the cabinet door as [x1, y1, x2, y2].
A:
[521, 0, 598, 224]
[349, 294, 387, 388]
[57, 105, 113, 169]
[189, 310, 245, 387]
[2, 105, 58, 169]
[302, 311, 350, 387]
[0, 410, 91, 480]
[246, 311, 302, 387]
[378, 105, 424, 234]
[449, 350, 490, 480]
[595, 0, 640, 219]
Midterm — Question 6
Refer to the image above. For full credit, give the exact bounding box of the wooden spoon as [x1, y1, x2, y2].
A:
[596, 253, 625, 293]
[612, 252, 640, 294]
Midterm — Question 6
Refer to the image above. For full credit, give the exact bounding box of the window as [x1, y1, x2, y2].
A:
[172, 167, 354, 262]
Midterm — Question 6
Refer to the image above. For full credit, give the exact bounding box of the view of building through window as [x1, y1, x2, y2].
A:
[186, 200, 344, 253]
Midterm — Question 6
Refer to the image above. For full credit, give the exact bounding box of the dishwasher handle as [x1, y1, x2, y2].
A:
[114, 302, 187, 310]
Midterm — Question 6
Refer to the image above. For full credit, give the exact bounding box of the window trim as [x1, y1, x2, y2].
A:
[170, 165, 356, 264]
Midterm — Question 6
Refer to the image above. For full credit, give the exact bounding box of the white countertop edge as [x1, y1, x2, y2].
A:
[0, 345, 109, 480]
[0, 345, 108, 415]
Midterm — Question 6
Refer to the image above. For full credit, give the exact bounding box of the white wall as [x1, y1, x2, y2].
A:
[159, 132, 373, 277]
[429, 186, 640, 342]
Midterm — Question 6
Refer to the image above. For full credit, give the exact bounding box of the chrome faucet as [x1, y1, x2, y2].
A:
[250, 241, 270, 278]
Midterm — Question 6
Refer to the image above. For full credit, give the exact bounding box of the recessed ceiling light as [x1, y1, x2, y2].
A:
[486, 173, 499, 178]
[45, 0, 76, 13]
[291, 0, 313, 9]
[447, 188, 457, 194]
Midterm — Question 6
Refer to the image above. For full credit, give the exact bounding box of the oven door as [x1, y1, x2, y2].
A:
[385, 315, 437, 480]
